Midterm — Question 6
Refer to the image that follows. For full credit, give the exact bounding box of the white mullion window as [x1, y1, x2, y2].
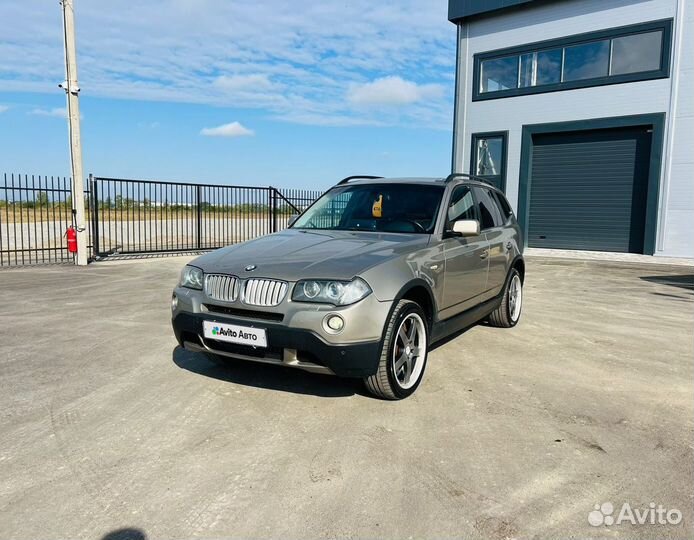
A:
[608, 38, 615, 75]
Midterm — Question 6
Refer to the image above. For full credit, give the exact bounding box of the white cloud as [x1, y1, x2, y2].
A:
[0, 105, 8, 113]
[0, 0, 455, 128]
[347, 76, 444, 106]
[200, 121, 254, 137]
[29, 107, 68, 119]
[214, 74, 274, 92]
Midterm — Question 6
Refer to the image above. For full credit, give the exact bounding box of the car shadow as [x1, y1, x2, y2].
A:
[172, 346, 360, 398]
[430, 324, 475, 351]
[101, 528, 146, 540]
[640, 274, 694, 293]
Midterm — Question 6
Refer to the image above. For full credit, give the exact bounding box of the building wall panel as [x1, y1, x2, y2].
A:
[453, 0, 693, 257]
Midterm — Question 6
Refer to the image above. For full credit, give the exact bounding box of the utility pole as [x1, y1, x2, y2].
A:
[60, 0, 88, 265]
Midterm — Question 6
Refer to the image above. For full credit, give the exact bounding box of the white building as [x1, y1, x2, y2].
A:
[449, 0, 693, 257]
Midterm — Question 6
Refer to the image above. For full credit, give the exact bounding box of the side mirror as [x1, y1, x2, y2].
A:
[452, 219, 480, 237]
[287, 214, 299, 227]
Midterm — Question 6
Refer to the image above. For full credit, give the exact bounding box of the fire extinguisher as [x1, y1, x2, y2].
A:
[66, 226, 78, 254]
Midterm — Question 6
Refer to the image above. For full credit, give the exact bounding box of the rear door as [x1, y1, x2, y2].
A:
[472, 187, 509, 297]
[440, 184, 489, 319]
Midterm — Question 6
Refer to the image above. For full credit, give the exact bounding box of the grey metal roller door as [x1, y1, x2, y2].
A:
[527, 127, 652, 253]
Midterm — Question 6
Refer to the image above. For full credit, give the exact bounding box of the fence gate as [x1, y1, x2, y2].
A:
[0, 173, 321, 266]
[89, 176, 320, 259]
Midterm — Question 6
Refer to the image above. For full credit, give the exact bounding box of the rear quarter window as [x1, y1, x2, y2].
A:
[473, 187, 504, 229]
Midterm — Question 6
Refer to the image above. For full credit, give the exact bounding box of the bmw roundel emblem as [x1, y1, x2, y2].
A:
[245, 264, 257, 272]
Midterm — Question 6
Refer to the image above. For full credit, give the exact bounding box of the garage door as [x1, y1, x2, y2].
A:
[528, 127, 652, 253]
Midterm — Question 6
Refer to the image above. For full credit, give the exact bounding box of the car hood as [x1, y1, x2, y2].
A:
[192, 229, 429, 281]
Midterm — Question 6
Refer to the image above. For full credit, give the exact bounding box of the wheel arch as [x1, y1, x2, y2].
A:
[392, 279, 437, 329]
[512, 255, 525, 283]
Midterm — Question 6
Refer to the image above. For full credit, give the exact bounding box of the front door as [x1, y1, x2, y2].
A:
[440, 185, 489, 320]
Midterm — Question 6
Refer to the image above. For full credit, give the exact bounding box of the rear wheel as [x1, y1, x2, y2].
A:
[488, 268, 523, 328]
[364, 300, 429, 400]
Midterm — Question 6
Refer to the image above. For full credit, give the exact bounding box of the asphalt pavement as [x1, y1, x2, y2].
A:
[1, 255, 692, 539]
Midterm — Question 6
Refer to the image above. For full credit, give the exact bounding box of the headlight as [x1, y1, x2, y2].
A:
[293, 278, 371, 306]
[179, 265, 204, 290]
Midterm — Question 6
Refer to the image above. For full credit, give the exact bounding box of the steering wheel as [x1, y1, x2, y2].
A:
[383, 218, 426, 233]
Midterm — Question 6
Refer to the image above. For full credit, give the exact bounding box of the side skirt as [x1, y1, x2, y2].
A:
[431, 294, 502, 343]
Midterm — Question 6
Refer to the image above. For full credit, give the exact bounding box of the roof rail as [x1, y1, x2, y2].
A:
[337, 175, 384, 185]
[444, 173, 498, 188]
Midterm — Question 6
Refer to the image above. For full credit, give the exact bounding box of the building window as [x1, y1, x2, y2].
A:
[470, 132, 508, 191]
[519, 49, 562, 87]
[562, 40, 610, 81]
[473, 19, 672, 101]
[611, 31, 664, 75]
[480, 55, 519, 92]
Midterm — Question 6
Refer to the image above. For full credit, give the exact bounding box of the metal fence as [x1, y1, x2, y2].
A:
[0, 173, 322, 266]
[0, 173, 91, 266]
[274, 187, 322, 230]
[90, 177, 321, 258]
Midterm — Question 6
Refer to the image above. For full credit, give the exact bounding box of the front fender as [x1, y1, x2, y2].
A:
[359, 240, 445, 305]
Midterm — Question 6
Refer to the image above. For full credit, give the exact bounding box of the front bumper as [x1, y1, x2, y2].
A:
[171, 285, 393, 378]
[172, 311, 382, 377]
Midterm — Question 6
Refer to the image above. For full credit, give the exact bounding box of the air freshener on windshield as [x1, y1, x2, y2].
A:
[372, 194, 383, 218]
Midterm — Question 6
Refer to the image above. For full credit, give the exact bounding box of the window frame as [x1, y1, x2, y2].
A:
[490, 190, 514, 225]
[445, 183, 480, 232]
[291, 183, 445, 234]
[470, 131, 508, 192]
[472, 186, 504, 231]
[472, 19, 673, 101]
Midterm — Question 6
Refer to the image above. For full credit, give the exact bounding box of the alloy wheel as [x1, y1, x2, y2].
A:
[392, 313, 427, 389]
[509, 274, 522, 322]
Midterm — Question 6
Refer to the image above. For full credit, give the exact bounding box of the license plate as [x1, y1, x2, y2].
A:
[203, 320, 267, 348]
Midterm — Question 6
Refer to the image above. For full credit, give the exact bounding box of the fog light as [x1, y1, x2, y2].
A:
[171, 294, 178, 311]
[325, 314, 345, 332]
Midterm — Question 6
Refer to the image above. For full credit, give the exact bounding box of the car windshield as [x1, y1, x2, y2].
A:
[292, 183, 445, 234]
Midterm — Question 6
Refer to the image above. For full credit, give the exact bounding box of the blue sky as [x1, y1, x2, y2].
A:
[0, 1, 455, 190]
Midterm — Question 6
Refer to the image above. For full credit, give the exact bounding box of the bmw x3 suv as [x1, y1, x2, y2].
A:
[172, 174, 525, 399]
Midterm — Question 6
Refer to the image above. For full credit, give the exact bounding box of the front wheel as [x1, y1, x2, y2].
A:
[364, 300, 429, 400]
[488, 268, 523, 328]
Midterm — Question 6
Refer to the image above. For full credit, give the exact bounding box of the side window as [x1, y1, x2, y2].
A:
[470, 132, 507, 191]
[447, 185, 477, 228]
[491, 190, 513, 222]
[473, 187, 503, 230]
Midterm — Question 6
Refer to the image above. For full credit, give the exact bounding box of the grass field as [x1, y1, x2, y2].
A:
[0, 204, 290, 224]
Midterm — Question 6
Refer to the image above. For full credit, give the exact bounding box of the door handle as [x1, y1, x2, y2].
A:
[480, 250, 489, 259]
[506, 241, 513, 250]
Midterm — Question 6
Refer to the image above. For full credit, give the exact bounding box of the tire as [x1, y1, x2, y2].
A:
[488, 268, 523, 328]
[364, 300, 429, 400]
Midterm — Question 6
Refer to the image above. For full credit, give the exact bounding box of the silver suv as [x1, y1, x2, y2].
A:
[172, 174, 524, 399]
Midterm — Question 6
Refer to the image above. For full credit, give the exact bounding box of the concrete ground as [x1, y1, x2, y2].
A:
[0, 256, 692, 540]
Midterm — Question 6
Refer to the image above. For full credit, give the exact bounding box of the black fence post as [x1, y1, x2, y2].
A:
[270, 187, 277, 233]
[90, 174, 100, 259]
[196, 184, 202, 249]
